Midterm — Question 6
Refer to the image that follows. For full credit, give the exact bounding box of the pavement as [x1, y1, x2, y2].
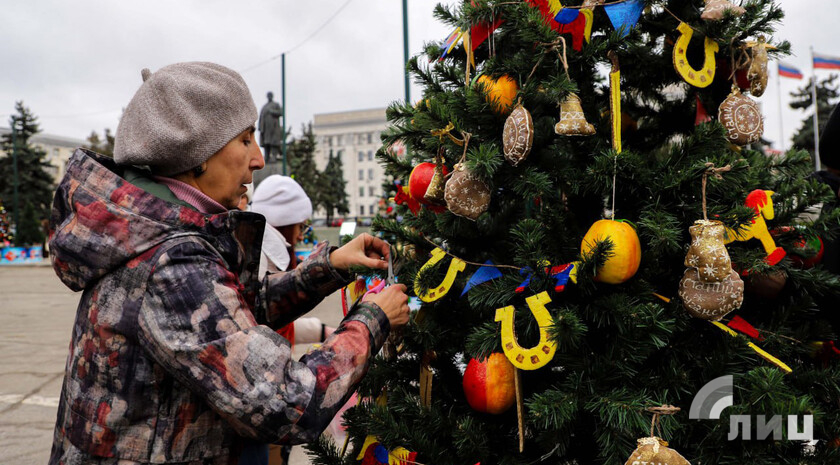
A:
[0, 264, 346, 465]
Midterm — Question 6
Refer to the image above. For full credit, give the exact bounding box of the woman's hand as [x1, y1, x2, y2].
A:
[363, 284, 410, 328]
[329, 233, 390, 271]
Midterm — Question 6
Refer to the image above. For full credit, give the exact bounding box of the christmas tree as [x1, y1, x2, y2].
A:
[308, 1, 840, 464]
[0, 198, 13, 245]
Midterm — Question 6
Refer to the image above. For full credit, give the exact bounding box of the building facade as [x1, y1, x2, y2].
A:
[0, 128, 86, 184]
[312, 108, 389, 221]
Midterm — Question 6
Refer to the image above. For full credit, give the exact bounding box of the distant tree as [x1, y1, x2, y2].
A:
[287, 123, 322, 209]
[0, 102, 55, 238]
[320, 151, 349, 224]
[16, 202, 43, 246]
[790, 74, 840, 156]
[85, 128, 115, 156]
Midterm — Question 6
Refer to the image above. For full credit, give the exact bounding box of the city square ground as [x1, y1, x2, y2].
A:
[0, 263, 345, 465]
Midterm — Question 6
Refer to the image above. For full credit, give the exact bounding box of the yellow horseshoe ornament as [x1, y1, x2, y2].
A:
[495, 291, 557, 370]
[414, 248, 466, 302]
[673, 22, 718, 88]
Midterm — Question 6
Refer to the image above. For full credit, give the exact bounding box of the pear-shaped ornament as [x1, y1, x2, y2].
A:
[701, 0, 745, 21]
[747, 36, 771, 97]
[624, 437, 691, 465]
[685, 220, 732, 282]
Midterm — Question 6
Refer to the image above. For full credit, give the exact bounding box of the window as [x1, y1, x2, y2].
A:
[368, 168, 374, 180]
[367, 133, 373, 144]
[337, 135, 343, 146]
[367, 150, 373, 161]
[358, 169, 364, 181]
[369, 186, 376, 197]
[326, 136, 332, 147]
[359, 205, 364, 216]
[358, 151, 364, 162]
[359, 187, 365, 197]
[370, 204, 376, 215]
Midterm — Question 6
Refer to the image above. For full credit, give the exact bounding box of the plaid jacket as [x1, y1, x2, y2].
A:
[48, 149, 389, 464]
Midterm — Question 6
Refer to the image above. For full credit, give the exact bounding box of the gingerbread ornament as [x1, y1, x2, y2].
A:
[503, 103, 534, 166]
[718, 86, 763, 145]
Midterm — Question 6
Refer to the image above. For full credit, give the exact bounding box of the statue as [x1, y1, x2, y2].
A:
[259, 92, 284, 162]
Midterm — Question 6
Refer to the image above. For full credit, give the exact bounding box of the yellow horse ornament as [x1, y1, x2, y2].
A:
[723, 189, 786, 265]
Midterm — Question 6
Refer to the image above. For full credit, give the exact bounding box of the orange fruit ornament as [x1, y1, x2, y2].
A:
[477, 75, 518, 115]
[462, 353, 516, 414]
[581, 219, 642, 284]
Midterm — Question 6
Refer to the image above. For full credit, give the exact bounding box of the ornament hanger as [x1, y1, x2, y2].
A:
[646, 405, 680, 439]
[701, 162, 732, 220]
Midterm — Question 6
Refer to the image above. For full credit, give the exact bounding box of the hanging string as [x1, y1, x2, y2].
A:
[457, 132, 472, 166]
[525, 37, 569, 87]
[701, 162, 732, 220]
[646, 405, 681, 438]
[421, 236, 522, 270]
[728, 36, 751, 83]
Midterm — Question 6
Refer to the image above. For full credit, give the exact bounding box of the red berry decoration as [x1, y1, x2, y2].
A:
[791, 234, 824, 269]
[463, 353, 516, 414]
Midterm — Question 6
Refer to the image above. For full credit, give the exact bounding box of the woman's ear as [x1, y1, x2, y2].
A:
[192, 162, 208, 177]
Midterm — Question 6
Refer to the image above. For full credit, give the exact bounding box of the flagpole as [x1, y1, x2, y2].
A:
[776, 63, 785, 153]
[811, 46, 821, 171]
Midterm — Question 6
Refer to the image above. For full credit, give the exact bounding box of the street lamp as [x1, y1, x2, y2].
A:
[10, 118, 22, 240]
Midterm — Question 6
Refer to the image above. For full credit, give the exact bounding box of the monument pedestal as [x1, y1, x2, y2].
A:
[254, 160, 285, 187]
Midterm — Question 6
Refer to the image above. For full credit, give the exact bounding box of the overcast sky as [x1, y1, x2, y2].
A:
[0, 1, 837, 152]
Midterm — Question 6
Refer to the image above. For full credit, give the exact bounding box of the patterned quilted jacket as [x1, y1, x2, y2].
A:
[48, 149, 389, 464]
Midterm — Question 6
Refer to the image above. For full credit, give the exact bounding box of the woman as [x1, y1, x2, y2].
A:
[48, 62, 409, 464]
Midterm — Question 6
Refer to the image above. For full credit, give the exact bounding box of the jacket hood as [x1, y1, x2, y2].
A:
[49, 149, 264, 291]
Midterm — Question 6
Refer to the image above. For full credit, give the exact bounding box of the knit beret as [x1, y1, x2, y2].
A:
[251, 175, 313, 227]
[114, 62, 258, 176]
[820, 102, 840, 170]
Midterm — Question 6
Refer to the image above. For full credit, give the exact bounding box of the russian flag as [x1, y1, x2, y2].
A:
[814, 52, 840, 70]
[778, 63, 803, 79]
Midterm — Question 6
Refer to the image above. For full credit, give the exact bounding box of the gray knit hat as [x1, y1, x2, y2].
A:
[114, 62, 258, 176]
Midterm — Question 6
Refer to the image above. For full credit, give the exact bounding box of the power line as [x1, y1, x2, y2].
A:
[240, 0, 357, 74]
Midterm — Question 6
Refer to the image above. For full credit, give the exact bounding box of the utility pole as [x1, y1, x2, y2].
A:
[402, 0, 410, 103]
[281, 53, 288, 176]
[811, 46, 821, 171]
[11, 118, 21, 238]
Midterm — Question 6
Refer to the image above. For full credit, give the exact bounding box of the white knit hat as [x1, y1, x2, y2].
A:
[251, 175, 313, 227]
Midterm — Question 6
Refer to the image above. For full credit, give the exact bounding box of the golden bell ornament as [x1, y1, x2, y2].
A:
[554, 93, 595, 136]
[424, 156, 447, 205]
[685, 220, 732, 282]
[701, 0, 745, 21]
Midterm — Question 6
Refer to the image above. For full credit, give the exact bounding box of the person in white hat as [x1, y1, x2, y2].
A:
[251, 175, 312, 274]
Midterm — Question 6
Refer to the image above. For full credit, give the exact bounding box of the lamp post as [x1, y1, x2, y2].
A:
[402, 0, 410, 103]
[10, 118, 22, 239]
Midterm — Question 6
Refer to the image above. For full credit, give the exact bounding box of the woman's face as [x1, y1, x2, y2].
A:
[278, 222, 304, 247]
[196, 126, 264, 209]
